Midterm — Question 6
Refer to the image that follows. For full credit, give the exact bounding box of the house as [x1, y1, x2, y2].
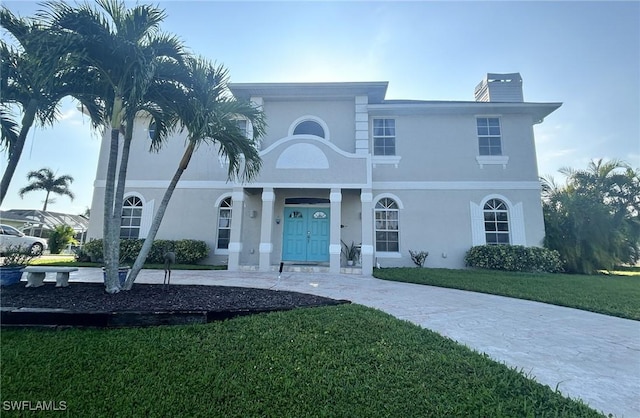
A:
[86, 73, 561, 275]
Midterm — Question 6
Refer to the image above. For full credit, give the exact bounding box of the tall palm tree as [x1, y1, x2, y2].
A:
[18, 167, 75, 211]
[0, 7, 103, 205]
[45, 0, 185, 293]
[125, 58, 265, 288]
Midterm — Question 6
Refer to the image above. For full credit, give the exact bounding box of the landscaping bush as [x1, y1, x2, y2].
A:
[174, 239, 209, 264]
[465, 245, 563, 273]
[80, 239, 209, 265]
[47, 225, 77, 254]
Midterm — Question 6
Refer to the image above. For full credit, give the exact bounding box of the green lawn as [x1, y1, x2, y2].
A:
[0, 305, 603, 417]
[374, 267, 640, 321]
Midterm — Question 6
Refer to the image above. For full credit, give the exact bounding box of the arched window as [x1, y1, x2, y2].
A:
[217, 197, 233, 250]
[293, 120, 325, 138]
[148, 120, 156, 140]
[375, 198, 399, 252]
[121, 196, 143, 239]
[484, 198, 510, 245]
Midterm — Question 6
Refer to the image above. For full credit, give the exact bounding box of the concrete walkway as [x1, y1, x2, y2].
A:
[53, 268, 640, 417]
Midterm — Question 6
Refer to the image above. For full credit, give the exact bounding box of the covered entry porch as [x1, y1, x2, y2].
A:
[226, 187, 374, 275]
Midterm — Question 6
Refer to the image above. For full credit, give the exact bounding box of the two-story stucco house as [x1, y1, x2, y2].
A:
[86, 73, 561, 275]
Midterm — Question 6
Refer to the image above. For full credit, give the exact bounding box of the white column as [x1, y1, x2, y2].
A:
[360, 189, 374, 275]
[227, 187, 245, 271]
[259, 188, 275, 272]
[329, 188, 342, 274]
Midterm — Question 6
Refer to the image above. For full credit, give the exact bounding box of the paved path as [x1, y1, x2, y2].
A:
[52, 268, 640, 417]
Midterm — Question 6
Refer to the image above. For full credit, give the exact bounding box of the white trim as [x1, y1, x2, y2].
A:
[476, 155, 509, 168]
[288, 115, 331, 141]
[214, 193, 233, 208]
[372, 181, 540, 190]
[95, 179, 540, 192]
[260, 135, 362, 160]
[372, 156, 402, 168]
[329, 244, 341, 255]
[372, 193, 404, 209]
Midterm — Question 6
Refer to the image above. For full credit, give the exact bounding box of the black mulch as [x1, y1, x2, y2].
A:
[0, 282, 346, 313]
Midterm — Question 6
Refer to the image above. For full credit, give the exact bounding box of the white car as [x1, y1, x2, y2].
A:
[0, 224, 48, 255]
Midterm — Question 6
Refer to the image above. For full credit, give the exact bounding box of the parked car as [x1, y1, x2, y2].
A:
[0, 224, 48, 255]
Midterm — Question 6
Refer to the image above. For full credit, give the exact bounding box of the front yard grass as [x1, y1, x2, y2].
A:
[374, 268, 640, 321]
[0, 305, 603, 417]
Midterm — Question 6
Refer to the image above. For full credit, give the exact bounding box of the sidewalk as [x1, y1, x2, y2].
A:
[55, 268, 640, 417]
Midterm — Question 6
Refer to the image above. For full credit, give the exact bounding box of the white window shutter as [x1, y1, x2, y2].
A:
[469, 201, 485, 246]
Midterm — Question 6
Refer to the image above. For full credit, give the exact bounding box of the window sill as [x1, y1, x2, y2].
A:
[372, 156, 401, 168]
[214, 249, 229, 255]
[375, 251, 402, 258]
[476, 155, 509, 168]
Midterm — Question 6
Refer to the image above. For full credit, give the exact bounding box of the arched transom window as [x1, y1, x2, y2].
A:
[484, 198, 510, 245]
[217, 197, 233, 250]
[375, 198, 399, 252]
[121, 196, 143, 239]
[293, 120, 325, 138]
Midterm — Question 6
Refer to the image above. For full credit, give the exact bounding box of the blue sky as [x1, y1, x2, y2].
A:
[1, 0, 639, 215]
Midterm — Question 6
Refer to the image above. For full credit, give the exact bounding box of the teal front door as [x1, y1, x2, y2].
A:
[282, 207, 330, 262]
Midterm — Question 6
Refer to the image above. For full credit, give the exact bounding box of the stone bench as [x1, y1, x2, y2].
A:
[23, 267, 79, 288]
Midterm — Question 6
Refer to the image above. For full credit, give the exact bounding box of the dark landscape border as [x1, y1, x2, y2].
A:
[0, 300, 351, 329]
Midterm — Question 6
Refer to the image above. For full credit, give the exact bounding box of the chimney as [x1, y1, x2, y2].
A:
[474, 73, 524, 102]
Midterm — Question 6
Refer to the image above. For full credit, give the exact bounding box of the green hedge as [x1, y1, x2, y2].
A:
[82, 239, 209, 265]
[464, 245, 563, 273]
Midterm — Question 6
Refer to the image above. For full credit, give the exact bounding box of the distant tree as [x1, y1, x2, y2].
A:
[18, 168, 74, 211]
[542, 159, 640, 274]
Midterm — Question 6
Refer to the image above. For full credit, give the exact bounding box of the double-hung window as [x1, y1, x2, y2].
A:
[375, 198, 399, 252]
[373, 118, 396, 156]
[476, 117, 502, 156]
[217, 197, 233, 250]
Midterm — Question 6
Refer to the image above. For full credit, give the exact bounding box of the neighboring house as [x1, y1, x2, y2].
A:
[86, 73, 561, 275]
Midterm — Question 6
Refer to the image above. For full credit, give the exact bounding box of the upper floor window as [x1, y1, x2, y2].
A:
[476, 117, 502, 156]
[121, 196, 143, 239]
[375, 198, 399, 252]
[217, 197, 233, 250]
[373, 118, 396, 156]
[236, 119, 248, 138]
[483, 198, 510, 245]
[148, 121, 156, 140]
[293, 120, 325, 138]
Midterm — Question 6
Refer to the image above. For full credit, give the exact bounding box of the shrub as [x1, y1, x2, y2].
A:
[409, 250, 429, 267]
[174, 239, 209, 264]
[465, 245, 563, 273]
[48, 225, 77, 254]
[80, 238, 210, 265]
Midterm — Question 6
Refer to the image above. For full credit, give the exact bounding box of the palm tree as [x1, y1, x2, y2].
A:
[543, 159, 640, 273]
[125, 57, 265, 288]
[18, 167, 75, 211]
[45, 0, 185, 293]
[0, 7, 103, 205]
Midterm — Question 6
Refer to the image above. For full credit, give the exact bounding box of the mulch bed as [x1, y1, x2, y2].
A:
[0, 282, 345, 313]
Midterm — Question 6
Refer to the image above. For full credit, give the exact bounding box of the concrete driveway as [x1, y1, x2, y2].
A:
[62, 268, 640, 417]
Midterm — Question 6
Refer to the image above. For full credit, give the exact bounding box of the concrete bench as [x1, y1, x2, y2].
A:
[23, 267, 79, 288]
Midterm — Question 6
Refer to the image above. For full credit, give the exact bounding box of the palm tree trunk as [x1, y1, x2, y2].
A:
[103, 96, 124, 294]
[124, 141, 195, 289]
[0, 100, 37, 205]
[42, 190, 50, 212]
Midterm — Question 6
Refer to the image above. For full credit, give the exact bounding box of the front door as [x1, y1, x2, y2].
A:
[282, 207, 330, 262]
